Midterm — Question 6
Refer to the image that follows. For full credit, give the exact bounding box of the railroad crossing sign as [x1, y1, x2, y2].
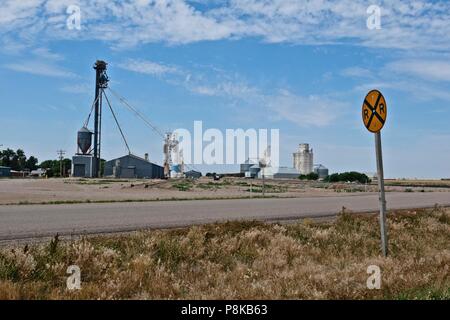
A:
[362, 89, 389, 257]
[362, 90, 387, 133]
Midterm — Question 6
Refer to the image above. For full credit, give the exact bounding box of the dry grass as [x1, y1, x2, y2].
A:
[385, 179, 450, 188]
[0, 207, 449, 300]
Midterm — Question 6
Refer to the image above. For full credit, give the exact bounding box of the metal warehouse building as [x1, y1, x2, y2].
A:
[258, 167, 300, 179]
[0, 166, 11, 178]
[104, 154, 164, 179]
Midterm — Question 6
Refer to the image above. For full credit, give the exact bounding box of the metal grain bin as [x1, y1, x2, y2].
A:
[77, 127, 93, 154]
[314, 165, 329, 179]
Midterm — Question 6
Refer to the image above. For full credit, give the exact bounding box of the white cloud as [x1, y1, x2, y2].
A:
[347, 58, 450, 102]
[186, 81, 259, 100]
[0, 0, 44, 25]
[386, 60, 450, 82]
[3, 61, 75, 78]
[341, 67, 373, 78]
[265, 90, 347, 127]
[60, 83, 90, 94]
[120, 58, 344, 127]
[0, 37, 28, 54]
[32, 47, 63, 61]
[118, 59, 180, 76]
[354, 80, 450, 102]
[0, 0, 449, 52]
[119, 58, 260, 100]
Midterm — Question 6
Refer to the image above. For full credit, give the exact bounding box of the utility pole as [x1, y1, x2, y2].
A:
[57, 150, 66, 177]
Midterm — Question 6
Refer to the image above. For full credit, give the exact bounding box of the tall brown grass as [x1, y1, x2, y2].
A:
[0, 207, 448, 300]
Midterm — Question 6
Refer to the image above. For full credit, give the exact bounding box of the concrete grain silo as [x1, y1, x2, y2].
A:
[293, 143, 314, 175]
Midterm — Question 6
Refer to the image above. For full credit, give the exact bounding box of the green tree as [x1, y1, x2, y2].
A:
[25, 156, 39, 171]
[0, 149, 40, 171]
[40, 160, 59, 177]
[11, 149, 27, 171]
[39, 160, 56, 177]
[325, 172, 371, 184]
[40, 159, 72, 177]
[0, 149, 15, 168]
[62, 158, 72, 177]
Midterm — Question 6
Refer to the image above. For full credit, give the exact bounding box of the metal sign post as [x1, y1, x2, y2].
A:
[362, 89, 388, 257]
[259, 161, 267, 198]
[262, 169, 265, 198]
[375, 132, 388, 257]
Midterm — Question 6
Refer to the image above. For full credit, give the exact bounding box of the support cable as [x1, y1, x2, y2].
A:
[83, 94, 101, 128]
[102, 89, 132, 155]
[107, 87, 165, 139]
[107, 87, 202, 175]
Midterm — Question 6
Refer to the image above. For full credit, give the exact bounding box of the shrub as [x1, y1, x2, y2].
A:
[172, 181, 193, 191]
[298, 173, 319, 181]
[324, 172, 371, 184]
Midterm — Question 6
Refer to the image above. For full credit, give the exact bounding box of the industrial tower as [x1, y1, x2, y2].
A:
[93, 60, 109, 177]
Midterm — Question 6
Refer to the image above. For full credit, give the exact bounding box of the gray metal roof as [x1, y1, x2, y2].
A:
[106, 154, 162, 167]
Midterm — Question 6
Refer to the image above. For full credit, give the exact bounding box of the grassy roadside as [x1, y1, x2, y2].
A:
[384, 180, 450, 189]
[3, 195, 286, 206]
[0, 207, 448, 300]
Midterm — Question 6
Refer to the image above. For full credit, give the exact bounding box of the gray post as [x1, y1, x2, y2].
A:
[375, 132, 388, 257]
[262, 168, 265, 198]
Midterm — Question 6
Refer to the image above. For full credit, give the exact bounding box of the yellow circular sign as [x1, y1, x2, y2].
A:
[362, 89, 387, 133]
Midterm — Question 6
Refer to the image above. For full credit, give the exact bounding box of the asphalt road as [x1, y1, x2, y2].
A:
[0, 192, 449, 241]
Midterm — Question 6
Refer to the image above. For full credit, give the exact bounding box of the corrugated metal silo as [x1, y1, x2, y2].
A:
[77, 127, 93, 155]
[314, 165, 329, 179]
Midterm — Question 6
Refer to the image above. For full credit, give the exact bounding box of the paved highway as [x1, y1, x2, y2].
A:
[0, 192, 449, 241]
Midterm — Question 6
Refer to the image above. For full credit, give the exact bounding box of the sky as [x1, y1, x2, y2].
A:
[0, 0, 449, 178]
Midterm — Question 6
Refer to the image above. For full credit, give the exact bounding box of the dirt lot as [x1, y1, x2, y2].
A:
[0, 178, 449, 205]
[0, 206, 448, 299]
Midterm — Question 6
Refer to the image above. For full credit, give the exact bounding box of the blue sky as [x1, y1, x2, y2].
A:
[0, 0, 449, 178]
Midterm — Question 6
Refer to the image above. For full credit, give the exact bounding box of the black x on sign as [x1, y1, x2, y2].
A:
[362, 89, 387, 133]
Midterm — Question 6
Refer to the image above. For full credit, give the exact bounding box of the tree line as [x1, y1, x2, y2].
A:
[324, 172, 371, 184]
[0, 149, 38, 171]
[298, 171, 371, 183]
[0, 149, 71, 177]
